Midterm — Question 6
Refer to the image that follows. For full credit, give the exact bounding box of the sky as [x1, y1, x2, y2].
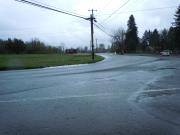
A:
[0, 0, 179, 48]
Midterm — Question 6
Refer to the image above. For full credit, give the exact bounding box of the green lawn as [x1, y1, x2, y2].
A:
[0, 54, 104, 70]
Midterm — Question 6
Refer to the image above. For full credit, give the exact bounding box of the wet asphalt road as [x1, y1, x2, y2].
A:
[0, 54, 180, 135]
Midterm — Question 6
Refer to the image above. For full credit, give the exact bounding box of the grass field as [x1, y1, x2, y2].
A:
[0, 54, 104, 70]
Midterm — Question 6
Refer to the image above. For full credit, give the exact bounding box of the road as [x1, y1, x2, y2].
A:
[0, 54, 180, 135]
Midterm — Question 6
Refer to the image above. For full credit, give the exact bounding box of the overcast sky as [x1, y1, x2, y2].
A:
[0, 0, 179, 48]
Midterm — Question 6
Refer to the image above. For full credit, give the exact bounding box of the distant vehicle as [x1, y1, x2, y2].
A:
[160, 50, 170, 56]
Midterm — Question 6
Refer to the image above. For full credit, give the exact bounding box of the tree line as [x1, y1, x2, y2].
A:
[140, 28, 177, 53]
[111, 5, 180, 54]
[0, 38, 63, 54]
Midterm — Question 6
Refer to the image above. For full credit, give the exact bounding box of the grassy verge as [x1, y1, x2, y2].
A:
[0, 54, 104, 70]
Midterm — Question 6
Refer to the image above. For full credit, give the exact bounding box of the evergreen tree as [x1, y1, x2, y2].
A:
[142, 30, 151, 51]
[150, 29, 160, 52]
[125, 15, 139, 52]
[174, 5, 180, 50]
[168, 27, 176, 51]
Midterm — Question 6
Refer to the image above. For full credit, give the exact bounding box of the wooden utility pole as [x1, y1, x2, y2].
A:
[88, 9, 97, 61]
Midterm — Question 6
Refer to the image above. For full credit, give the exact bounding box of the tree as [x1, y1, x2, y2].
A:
[26, 38, 46, 53]
[174, 5, 180, 50]
[0, 38, 61, 54]
[159, 29, 168, 50]
[125, 15, 139, 52]
[167, 27, 176, 51]
[112, 28, 125, 54]
[150, 29, 160, 52]
[13, 38, 25, 54]
[141, 30, 151, 51]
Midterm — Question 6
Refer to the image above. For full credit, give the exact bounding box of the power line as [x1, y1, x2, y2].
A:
[15, 0, 88, 20]
[98, 6, 178, 16]
[29, 0, 85, 17]
[28, 0, 52, 7]
[94, 23, 113, 37]
[99, 0, 113, 13]
[96, 22, 106, 30]
[102, 0, 131, 23]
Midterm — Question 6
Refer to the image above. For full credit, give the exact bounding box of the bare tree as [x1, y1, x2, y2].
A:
[112, 28, 126, 54]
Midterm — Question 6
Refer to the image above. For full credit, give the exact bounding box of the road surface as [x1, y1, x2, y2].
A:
[0, 54, 180, 135]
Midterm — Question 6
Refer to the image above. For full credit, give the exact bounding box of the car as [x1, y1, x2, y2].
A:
[160, 50, 170, 56]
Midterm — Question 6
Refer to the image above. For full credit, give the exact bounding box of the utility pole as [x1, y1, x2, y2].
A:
[88, 9, 97, 61]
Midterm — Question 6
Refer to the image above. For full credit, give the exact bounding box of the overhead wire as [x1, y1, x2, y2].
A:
[97, 6, 178, 16]
[15, 0, 89, 20]
[29, 0, 85, 17]
[98, 0, 113, 14]
[94, 23, 113, 37]
[101, 0, 131, 23]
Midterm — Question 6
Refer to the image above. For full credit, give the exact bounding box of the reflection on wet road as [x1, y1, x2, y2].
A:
[0, 54, 180, 135]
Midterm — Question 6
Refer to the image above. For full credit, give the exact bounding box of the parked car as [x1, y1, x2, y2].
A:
[160, 50, 170, 56]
